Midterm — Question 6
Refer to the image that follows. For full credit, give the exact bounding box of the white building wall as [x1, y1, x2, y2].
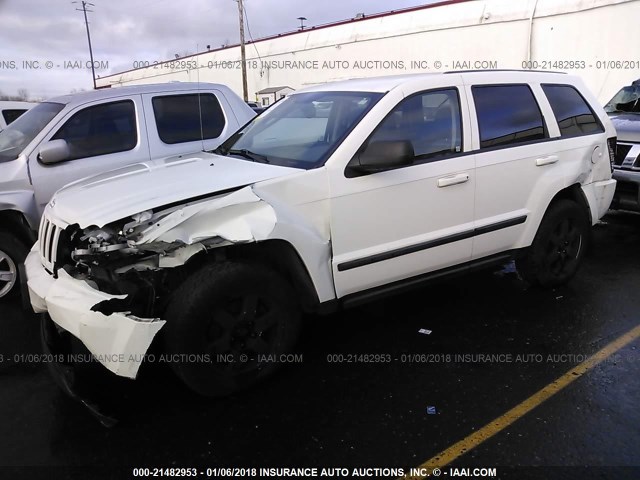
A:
[257, 87, 294, 107]
[96, 0, 640, 104]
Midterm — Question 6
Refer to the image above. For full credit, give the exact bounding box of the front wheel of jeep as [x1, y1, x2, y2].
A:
[163, 261, 301, 397]
[517, 199, 590, 288]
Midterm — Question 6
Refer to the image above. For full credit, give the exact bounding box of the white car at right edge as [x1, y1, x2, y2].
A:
[26, 71, 616, 404]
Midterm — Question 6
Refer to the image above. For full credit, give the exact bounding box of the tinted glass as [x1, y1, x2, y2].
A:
[0, 102, 64, 163]
[542, 84, 603, 137]
[368, 89, 462, 161]
[152, 94, 225, 144]
[52, 100, 137, 161]
[473, 85, 546, 149]
[2, 109, 28, 125]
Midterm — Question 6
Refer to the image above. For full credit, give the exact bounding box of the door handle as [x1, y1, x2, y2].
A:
[437, 173, 469, 188]
[536, 155, 559, 166]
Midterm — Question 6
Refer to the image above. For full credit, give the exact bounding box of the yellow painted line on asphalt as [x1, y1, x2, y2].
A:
[404, 323, 640, 480]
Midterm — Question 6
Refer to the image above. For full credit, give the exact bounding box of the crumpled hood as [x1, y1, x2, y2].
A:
[609, 113, 640, 143]
[50, 153, 299, 228]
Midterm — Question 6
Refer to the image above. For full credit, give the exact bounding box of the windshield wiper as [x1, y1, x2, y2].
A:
[212, 145, 227, 155]
[227, 149, 270, 163]
[607, 109, 640, 115]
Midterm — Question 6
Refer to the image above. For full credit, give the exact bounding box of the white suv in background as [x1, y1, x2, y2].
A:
[26, 71, 616, 403]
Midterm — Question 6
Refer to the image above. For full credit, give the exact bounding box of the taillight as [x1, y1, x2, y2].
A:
[607, 136, 617, 172]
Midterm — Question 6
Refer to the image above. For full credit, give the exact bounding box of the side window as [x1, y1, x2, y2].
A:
[542, 84, 604, 137]
[367, 88, 463, 162]
[473, 85, 546, 149]
[52, 100, 137, 161]
[152, 93, 225, 144]
[2, 109, 28, 125]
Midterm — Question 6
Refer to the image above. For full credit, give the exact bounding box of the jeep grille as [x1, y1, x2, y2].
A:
[38, 214, 62, 273]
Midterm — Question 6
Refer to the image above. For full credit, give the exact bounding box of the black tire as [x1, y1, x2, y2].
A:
[517, 200, 590, 288]
[0, 231, 29, 301]
[163, 261, 301, 397]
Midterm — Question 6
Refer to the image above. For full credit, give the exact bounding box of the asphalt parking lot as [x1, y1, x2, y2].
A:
[0, 211, 638, 479]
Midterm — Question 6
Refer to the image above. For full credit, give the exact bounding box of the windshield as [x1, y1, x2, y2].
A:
[217, 91, 384, 169]
[604, 84, 640, 114]
[0, 102, 65, 163]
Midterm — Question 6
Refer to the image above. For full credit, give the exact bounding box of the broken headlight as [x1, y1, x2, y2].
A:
[70, 211, 155, 264]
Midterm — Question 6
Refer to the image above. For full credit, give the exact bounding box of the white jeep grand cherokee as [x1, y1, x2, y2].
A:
[26, 71, 616, 397]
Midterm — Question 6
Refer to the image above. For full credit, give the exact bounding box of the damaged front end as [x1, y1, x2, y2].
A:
[66, 211, 212, 320]
[27, 186, 279, 380]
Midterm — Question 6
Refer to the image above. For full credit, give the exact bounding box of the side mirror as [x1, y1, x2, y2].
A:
[349, 140, 414, 175]
[39, 139, 70, 164]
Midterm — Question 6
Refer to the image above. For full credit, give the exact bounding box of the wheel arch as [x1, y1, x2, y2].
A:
[548, 183, 592, 224]
[186, 239, 324, 314]
[542, 183, 594, 249]
[518, 183, 593, 252]
[0, 209, 36, 247]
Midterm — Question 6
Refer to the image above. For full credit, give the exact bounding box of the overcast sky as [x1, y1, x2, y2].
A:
[0, 0, 440, 100]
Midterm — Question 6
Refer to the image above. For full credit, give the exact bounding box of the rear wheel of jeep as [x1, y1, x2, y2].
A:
[517, 200, 590, 288]
[163, 261, 301, 397]
[0, 232, 29, 301]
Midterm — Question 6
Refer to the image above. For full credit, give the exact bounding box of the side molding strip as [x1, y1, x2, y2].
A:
[337, 215, 527, 272]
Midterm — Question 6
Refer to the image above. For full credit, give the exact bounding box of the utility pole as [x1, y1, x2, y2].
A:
[73, 1, 97, 90]
[237, 0, 248, 101]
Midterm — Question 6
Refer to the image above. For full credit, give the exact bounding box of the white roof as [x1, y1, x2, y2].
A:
[45, 82, 237, 107]
[294, 70, 571, 94]
[295, 73, 439, 93]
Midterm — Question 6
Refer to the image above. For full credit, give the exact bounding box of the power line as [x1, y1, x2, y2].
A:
[72, 1, 97, 90]
[242, 3, 262, 64]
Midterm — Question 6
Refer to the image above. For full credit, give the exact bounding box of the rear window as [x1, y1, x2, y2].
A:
[152, 93, 225, 144]
[2, 109, 28, 125]
[472, 85, 547, 149]
[542, 84, 603, 137]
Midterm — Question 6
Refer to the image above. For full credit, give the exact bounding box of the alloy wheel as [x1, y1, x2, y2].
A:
[0, 249, 17, 298]
[545, 217, 582, 277]
[206, 294, 280, 373]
